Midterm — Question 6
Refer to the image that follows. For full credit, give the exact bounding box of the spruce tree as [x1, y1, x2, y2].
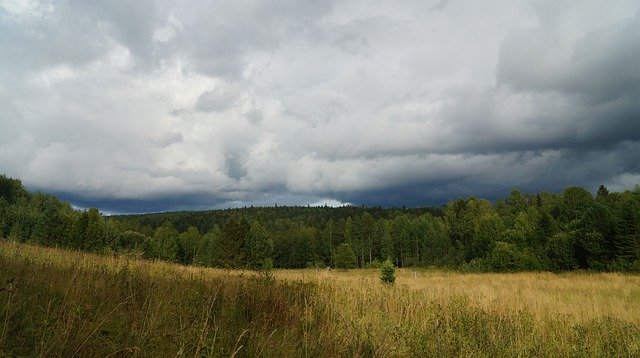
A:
[380, 259, 396, 284]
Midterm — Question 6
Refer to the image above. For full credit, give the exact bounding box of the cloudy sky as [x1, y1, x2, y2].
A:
[1, 0, 639, 213]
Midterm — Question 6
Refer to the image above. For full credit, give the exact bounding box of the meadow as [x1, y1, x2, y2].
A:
[1, 240, 639, 357]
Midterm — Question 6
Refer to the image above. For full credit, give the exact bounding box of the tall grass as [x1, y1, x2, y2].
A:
[1, 240, 639, 357]
[0, 241, 327, 357]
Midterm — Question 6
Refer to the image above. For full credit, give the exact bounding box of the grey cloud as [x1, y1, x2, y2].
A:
[0, 4, 109, 72]
[155, 132, 184, 147]
[195, 86, 238, 112]
[172, 0, 335, 78]
[243, 109, 264, 124]
[1, 0, 639, 213]
[430, 0, 451, 12]
[497, 9, 640, 103]
[224, 152, 248, 181]
[69, 0, 166, 67]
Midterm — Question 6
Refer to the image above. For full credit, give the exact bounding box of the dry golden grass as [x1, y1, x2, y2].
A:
[2, 240, 640, 357]
[275, 268, 640, 324]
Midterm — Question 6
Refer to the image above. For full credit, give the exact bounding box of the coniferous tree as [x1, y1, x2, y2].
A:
[380, 259, 396, 284]
[217, 217, 249, 268]
[247, 219, 274, 270]
[334, 242, 357, 270]
[596, 185, 610, 200]
[613, 200, 639, 265]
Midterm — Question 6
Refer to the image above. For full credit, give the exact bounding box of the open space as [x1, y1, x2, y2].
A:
[2, 240, 639, 357]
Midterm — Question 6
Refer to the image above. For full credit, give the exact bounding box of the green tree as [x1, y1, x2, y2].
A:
[85, 208, 105, 252]
[379, 219, 395, 262]
[501, 189, 528, 226]
[420, 215, 453, 266]
[71, 211, 89, 249]
[247, 219, 274, 270]
[356, 212, 375, 266]
[194, 227, 222, 267]
[560, 187, 593, 223]
[216, 217, 249, 268]
[596, 185, 610, 201]
[392, 214, 412, 267]
[546, 232, 577, 271]
[319, 219, 335, 265]
[379, 259, 396, 284]
[334, 242, 357, 270]
[0, 174, 28, 204]
[471, 213, 504, 259]
[178, 226, 200, 265]
[612, 198, 639, 266]
[536, 211, 556, 245]
[151, 221, 179, 262]
[575, 202, 613, 269]
[487, 242, 540, 272]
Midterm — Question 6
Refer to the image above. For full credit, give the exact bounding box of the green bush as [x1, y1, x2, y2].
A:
[380, 259, 396, 284]
[363, 259, 382, 269]
[459, 258, 489, 273]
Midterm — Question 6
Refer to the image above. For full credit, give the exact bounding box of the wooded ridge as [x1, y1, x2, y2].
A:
[1, 174, 638, 272]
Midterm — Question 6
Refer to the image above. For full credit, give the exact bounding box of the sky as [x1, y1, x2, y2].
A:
[1, 0, 640, 214]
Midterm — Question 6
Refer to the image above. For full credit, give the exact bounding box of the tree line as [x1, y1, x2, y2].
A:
[1, 173, 639, 272]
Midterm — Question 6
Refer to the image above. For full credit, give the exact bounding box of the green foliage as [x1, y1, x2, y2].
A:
[0, 174, 27, 204]
[85, 208, 105, 252]
[334, 242, 357, 270]
[363, 259, 382, 269]
[178, 226, 200, 265]
[1, 172, 639, 273]
[560, 187, 594, 222]
[216, 217, 249, 268]
[248, 220, 274, 270]
[546, 232, 577, 271]
[379, 259, 396, 284]
[487, 242, 540, 272]
[596, 184, 610, 200]
[150, 221, 179, 261]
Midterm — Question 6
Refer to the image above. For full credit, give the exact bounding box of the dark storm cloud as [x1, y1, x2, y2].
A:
[497, 10, 640, 103]
[1, 0, 639, 213]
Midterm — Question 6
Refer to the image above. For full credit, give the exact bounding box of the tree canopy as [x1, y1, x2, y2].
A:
[1, 173, 639, 272]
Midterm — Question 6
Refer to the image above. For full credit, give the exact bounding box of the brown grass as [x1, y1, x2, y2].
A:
[275, 268, 640, 324]
[1, 240, 639, 357]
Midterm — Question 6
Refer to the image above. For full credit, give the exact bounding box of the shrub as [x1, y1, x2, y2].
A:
[364, 259, 382, 269]
[380, 259, 396, 284]
[459, 258, 489, 273]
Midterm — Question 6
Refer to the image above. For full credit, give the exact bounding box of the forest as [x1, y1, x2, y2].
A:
[1, 173, 639, 272]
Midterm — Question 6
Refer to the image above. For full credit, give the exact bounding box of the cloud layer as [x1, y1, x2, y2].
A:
[1, 0, 639, 213]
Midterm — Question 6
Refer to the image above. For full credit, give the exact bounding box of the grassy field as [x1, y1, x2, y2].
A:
[1, 240, 639, 357]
